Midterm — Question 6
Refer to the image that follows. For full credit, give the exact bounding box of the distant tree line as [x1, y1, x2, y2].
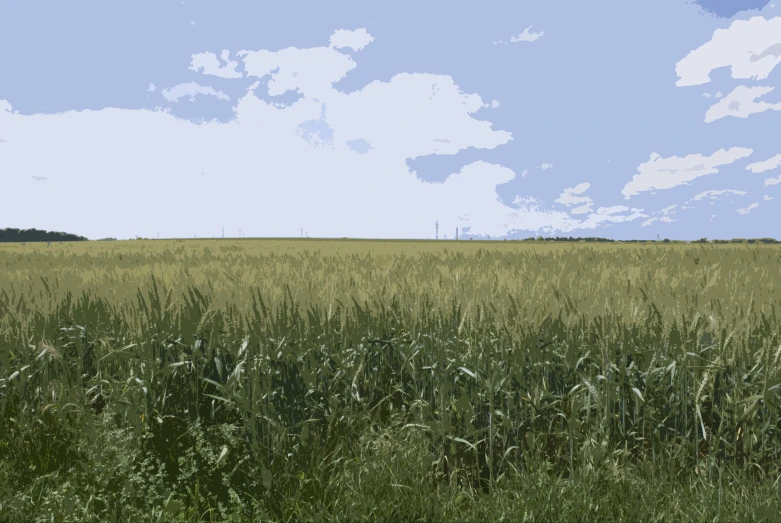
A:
[515, 236, 781, 244]
[520, 236, 616, 242]
[0, 228, 89, 242]
[708, 238, 781, 244]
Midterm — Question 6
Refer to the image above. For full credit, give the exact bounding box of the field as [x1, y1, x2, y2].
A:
[1, 239, 781, 521]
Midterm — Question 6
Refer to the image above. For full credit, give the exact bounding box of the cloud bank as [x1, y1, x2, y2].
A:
[0, 28, 651, 240]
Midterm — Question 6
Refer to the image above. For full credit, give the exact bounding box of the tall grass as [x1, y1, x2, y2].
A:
[1, 241, 780, 521]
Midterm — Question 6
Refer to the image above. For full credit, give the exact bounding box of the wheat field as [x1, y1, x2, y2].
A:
[1, 239, 780, 522]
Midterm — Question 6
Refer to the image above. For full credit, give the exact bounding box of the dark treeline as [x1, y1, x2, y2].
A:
[517, 236, 781, 244]
[0, 228, 89, 243]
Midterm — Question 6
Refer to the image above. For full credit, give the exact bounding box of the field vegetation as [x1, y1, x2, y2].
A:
[1, 239, 781, 521]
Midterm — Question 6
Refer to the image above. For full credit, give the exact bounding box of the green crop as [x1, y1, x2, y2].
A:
[1, 239, 780, 522]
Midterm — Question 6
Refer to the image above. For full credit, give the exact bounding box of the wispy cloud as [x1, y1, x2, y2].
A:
[510, 26, 544, 43]
[746, 153, 781, 173]
[578, 206, 647, 229]
[621, 147, 753, 198]
[493, 26, 544, 45]
[641, 204, 678, 226]
[692, 189, 748, 201]
[704, 85, 781, 123]
[641, 216, 675, 227]
[161, 82, 230, 102]
[737, 202, 760, 214]
[555, 182, 593, 214]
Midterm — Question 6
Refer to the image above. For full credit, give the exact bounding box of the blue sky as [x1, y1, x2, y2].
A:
[1, 1, 780, 241]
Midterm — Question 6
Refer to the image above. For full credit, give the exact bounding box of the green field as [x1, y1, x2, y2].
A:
[1, 239, 781, 521]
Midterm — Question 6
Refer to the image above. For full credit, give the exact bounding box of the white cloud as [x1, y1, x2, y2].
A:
[147, 83, 156, 92]
[555, 182, 594, 214]
[190, 50, 244, 79]
[676, 16, 781, 86]
[642, 204, 678, 226]
[704, 85, 781, 122]
[765, 175, 781, 186]
[570, 182, 590, 195]
[541, 163, 553, 170]
[238, 46, 357, 99]
[595, 206, 628, 215]
[324, 73, 512, 160]
[511, 195, 540, 206]
[521, 168, 528, 178]
[577, 206, 647, 229]
[701, 92, 711, 98]
[642, 214, 675, 227]
[764, 194, 774, 200]
[0, 37, 545, 240]
[737, 202, 760, 214]
[715, 91, 723, 98]
[0, 97, 526, 239]
[510, 26, 544, 43]
[161, 82, 230, 102]
[508, 197, 645, 232]
[329, 28, 374, 52]
[0, 34, 650, 241]
[621, 147, 754, 198]
[693, 189, 748, 201]
[491, 99, 500, 108]
[746, 153, 781, 173]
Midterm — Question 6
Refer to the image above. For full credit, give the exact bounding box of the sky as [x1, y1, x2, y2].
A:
[1, 1, 781, 241]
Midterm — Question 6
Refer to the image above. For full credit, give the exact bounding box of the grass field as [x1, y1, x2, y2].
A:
[1, 239, 781, 521]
